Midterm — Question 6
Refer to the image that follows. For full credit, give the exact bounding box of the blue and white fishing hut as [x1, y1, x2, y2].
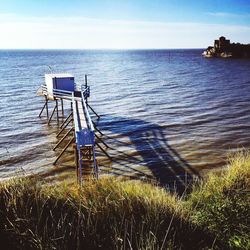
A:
[37, 73, 98, 182]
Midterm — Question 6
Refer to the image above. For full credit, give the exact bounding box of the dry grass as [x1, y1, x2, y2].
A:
[0, 150, 249, 249]
[0, 178, 212, 249]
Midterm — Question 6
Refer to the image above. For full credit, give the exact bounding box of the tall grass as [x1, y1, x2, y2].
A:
[0, 150, 249, 249]
[188, 150, 250, 249]
[0, 179, 212, 249]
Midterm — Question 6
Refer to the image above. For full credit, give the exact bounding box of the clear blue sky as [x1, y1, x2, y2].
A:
[0, 0, 249, 49]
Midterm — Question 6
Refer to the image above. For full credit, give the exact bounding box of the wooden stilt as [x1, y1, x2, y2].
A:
[78, 150, 83, 184]
[53, 137, 75, 165]
[46, 96, 49, 119]
[93, 121, 104, 135]
[60, 112, 72, 129]
[39, 99, 48, 118]
[85, 74, 88, 106]
[53, 127, 74, 151]
[48, 104, 57, 124]
[56, 118, 73, 138]
[74, 144, 79, 180]
[87, 104, 100, 119]
[56, 99, 59, 124]
[93, 147, 98, 179]
[61, 98, 64, 117]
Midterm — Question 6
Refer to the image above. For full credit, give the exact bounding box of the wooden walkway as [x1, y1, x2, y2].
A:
[37, 75, 109, 183]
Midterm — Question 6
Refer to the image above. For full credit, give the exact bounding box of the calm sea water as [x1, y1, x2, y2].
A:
[0, 49, 250, 186]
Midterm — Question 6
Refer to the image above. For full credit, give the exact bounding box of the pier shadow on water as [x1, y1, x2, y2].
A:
[97, 115, 199, 194]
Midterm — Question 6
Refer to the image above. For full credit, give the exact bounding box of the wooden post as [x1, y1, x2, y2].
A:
[53, 137, 75, 165]
[93, 121, 104, 135]
[61, 98, 64, 117]
[38, 98, 48, 118]
[92, 146, 98, 179]
[78, 150, 83, 184]
[87, 104, 100, 119]
[48, 104, 57, 124]
[45, 95, 49, 119]
[56, 118, 73, 138]
[74, 144, 79, 180]
[56, 99, 59, 124]
[60, 112, 72, 129]
[85, 74, 88, 106]
[53, 127, 74, 151]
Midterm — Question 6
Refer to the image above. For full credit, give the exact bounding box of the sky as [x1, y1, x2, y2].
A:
[0, 0, 249, 49]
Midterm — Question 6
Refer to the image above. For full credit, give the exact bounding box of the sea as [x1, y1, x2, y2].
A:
[1, 49, 250, 187]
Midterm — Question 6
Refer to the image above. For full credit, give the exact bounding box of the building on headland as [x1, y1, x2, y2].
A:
[202, 36, 250, 58]
[214, 36, 230, 50]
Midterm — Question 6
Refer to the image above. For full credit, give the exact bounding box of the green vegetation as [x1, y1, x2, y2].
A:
[0, 151, 249, 249]
[188, 151, 250, 249]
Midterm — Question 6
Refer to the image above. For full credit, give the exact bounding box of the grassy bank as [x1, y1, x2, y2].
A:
[0, 151, 249, 249]
[188, 151, 250, 249]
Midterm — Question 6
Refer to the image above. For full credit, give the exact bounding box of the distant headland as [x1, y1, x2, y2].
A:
[202, 36, 250, 58]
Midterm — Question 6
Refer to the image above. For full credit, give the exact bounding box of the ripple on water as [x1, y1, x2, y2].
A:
[0, 49, 250, 185]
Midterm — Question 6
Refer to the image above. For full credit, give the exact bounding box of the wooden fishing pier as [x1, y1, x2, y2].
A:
[37, 73, 110, 183]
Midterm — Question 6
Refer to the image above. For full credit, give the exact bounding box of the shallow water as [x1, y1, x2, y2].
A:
[0, 49, 250, 186]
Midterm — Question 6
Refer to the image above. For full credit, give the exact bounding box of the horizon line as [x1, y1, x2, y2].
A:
[0, 47, 205, 50]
